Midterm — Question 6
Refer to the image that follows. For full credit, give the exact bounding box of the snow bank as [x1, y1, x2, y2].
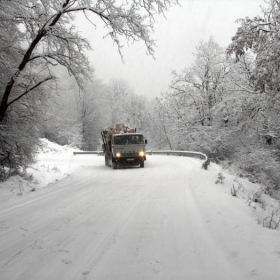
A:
[0, 139, 80, 203]
[209, 163, 280, 230]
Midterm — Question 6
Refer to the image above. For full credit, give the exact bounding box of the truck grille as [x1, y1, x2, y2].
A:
[123, 151, 136, 157]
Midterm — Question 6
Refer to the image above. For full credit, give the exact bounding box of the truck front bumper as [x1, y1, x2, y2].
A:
[114, 156, 145, 166]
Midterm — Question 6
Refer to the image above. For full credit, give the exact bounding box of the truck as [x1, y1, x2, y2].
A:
[101, 124, 147, 169]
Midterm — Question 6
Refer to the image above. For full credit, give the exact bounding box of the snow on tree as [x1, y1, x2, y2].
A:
[148, 97, 174, 150]
[0, 0, 178, 123]
[156, 38, 232, 152]
[0, 0, 178, 178]
[227, 0, 280, 145]
[227, 0, 280, 95]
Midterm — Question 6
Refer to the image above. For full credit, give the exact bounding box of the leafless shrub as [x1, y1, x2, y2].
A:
[215, 172, 225, 184]
[27, 174, 33, 183]
[18, 180, 24, 195]
[263, 210, 280, 229]
[51, 166, 60, 173]
[247, 189, 266, 210]
[231, 182, 244, 197]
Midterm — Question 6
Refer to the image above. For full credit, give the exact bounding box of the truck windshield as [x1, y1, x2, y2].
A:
[113, 135, 144, 145]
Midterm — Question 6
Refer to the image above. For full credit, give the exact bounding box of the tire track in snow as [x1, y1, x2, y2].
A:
[0, 171, 115, 273]
[0, 164, 150, 279]
[1, 155, 277, 280]
[0, 173, 90, 219]
[79, 194, 147, 279]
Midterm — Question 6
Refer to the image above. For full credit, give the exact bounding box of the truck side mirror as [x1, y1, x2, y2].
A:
[145, 139, 147, 144]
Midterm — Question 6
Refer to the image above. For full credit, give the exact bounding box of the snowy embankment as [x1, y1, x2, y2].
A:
[0, 139, 280, 279]
[0, 139, 80, 203]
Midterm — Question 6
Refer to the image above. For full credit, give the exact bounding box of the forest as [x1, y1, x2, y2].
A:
[0, 0, 280, 199]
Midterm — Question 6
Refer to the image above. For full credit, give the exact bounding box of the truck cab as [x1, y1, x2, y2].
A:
[101, 125, 147, 169]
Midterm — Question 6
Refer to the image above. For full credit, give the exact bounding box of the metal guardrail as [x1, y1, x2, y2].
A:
[147, 150, 210, 170]
[73, 151, 104, 156]
[73, 150, 210, 170]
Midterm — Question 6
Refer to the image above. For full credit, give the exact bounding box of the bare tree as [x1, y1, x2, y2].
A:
[0, 0, 178, 123]
[170, 38, 229, 126]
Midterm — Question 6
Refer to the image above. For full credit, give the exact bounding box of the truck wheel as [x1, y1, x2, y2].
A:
[140, 160, 144, 168]
[105, 154, 109, 166]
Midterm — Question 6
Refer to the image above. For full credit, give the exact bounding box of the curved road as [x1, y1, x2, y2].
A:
[0, 155, 279, 279]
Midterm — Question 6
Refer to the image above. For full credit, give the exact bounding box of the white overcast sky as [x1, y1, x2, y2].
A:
[76, 0, 264, 98]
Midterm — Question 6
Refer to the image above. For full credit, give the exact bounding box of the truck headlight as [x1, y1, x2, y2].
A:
[116, 152, 121, 157]
[139, 151, 145, 157]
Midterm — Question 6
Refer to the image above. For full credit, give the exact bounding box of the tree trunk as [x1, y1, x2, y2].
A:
[0, 0, 68, 124]
[0, 31, 45, 124]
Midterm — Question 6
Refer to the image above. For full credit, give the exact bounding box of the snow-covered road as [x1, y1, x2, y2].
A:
[0, 154, 279, 280]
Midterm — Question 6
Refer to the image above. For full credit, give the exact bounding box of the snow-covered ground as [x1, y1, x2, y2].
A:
[0, 139, 280, 279]
[0, 139, 80, 203]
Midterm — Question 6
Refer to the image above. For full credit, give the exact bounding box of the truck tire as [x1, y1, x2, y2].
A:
[105, 153, 110, 166]
[140, 160, 144, 168]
